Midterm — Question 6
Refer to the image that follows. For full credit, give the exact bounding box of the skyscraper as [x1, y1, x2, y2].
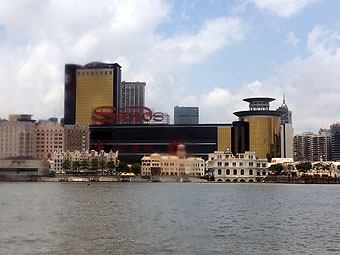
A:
[119, 81, 146, 124]
[233, 98, 283, 160]
[64, 62, 122, 125]
[277, 96, 294, 158]
[174, 106, 199, 125]
[331, 123, 340, 160]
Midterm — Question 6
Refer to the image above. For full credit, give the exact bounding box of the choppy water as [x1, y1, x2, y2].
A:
[1, 182, 340, 254]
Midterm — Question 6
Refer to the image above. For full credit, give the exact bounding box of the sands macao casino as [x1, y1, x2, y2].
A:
[63, 62, 283, 166]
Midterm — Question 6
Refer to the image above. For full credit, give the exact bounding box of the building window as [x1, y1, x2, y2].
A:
[241, 169, 244, 175]
[257, 163, 261, 167]
[239, 162, 243, 167]
[249, 169, 253, 175]
[105, 71, 107, 75]
[226, 169, 230, 175]
[262, 163, 266, 167]
[233, 162, 236, 167]
[217, 169, 222, 175]
[257, 171, 261, 176]
[233, 169, 237, 175]
[225, 162, 229, 167]
[249, 162, 253, 167]
[109, 71, 112, 75]
[262, 171, 266, 176]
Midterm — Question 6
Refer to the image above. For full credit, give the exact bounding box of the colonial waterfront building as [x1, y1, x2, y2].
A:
[36, 120, 64, 159]
[0, 115, 36, 159]
[141, 154, 205, 177]
[51, 149, 118, 173]
[207, 150, 268, 182]
[141, 145, 205, 176]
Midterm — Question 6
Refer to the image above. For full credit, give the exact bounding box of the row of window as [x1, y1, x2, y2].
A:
[216, 161, 266, 167]
[216, 169, 267, 176]
[77, 71, 112, 76]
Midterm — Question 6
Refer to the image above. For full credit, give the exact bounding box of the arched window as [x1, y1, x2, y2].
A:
[225, 162, 229, 167]
[233, 169, 237, 175]
[241, 169, 244, 175]
[218, 169, 222, 175]
[249, 169, 253, 175]
[226, 169, 230, 175]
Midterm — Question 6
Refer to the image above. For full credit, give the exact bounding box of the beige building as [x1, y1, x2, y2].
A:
[0, 116, 36, 159]
[141, 153, 205, 177]
[207, 150, 268, 182]
[36, 121, 64, 159]
[64, 124, 90, 152]
[0, 158, 49, 176]
[52, 149, 118, 173]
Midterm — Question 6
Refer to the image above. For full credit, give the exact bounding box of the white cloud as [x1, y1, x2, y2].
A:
[287, 32, 300, 46]
[0, 0, 248, 121]
[248, 0, 318, 17]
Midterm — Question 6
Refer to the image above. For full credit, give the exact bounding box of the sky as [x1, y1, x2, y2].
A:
[0, 0, 340, 133]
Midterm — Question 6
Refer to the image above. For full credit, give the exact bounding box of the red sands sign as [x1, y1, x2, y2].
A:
[91, 106, 165, 123]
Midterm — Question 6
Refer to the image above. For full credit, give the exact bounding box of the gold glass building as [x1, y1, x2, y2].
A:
[234, 98, 283, 160]
[64, 62, 121, 125]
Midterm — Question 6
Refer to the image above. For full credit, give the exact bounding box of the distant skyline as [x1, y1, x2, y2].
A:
[0, 0, 340, 133]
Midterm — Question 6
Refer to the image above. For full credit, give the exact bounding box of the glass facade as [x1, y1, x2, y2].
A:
[217, 127, 231, 151]
[76, 69, 114, 125]
[89, 124, 230, 163]
[240, 116, 281, 159]
[174, 107, 199, 124]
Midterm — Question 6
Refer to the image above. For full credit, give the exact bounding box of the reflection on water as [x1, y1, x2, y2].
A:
[1, 183, 340, 254]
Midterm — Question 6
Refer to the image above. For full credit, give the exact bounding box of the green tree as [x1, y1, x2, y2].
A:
[118, 161, 130, 172]
[269, 163, 283, 174]
[90, 158, 99, 170]
[62, 159, 71, 170]
[98, 159, 107, 170]
[131, 163, 141, 175]
[296, 162, 312, 172]
[107, 160, 116, 171]
[80, 159, 89, 170]
[72, 161, 81, 171]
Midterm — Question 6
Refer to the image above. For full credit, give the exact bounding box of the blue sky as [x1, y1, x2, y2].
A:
[0, 0, 340, 133]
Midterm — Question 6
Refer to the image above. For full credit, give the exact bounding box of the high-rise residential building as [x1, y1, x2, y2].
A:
[233, 98, 283, 160]
[293, 129, 332, 161]
[277, 96, 294, 158]
[0, 115, 36, 159]
[119, 81, 146, 124]
[64, 124, 90, 152]
[36, 120, 64, 159]
[64, 62, 122, 125]
[331, 123, 340, 161]
[174, 106, 199, 124]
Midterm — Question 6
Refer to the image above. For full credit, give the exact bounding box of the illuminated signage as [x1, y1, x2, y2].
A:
[91, 106, 165, 123]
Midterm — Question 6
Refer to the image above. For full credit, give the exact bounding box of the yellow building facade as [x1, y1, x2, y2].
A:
[75, 69, 114, 125]
[240, 116, 281, 159]
[217, 127, 231, 151]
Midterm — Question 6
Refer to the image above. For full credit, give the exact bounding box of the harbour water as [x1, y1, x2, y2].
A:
[1, 183, 340, 254]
